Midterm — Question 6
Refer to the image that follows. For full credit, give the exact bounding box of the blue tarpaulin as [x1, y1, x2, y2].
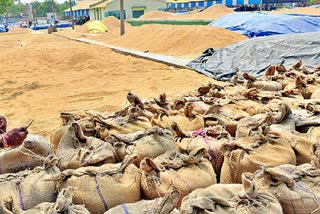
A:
[0, 26, 6, 33]
[31, 23, 72, 31]
[187, 32, 320, 81]
[209, 12, 320, 38]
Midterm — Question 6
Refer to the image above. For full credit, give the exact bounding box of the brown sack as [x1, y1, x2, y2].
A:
[11, 187, 90, 214]
[244, 80, 282, 91]
[50, 155, 141, 214]
[0, 157, 59, 213]
[180, 174, 282, 214]
[140, 149, 217, 201]
[90, 108, 152, 137]
[50, 126, 68, 154]
[175, 126, 231, 182]
[204, 114, 238, 137]
[220, 134, 296, 184]
[105, 187, 181, 214]
[108, 126, 175, 165]
[152, 113, 204, 132]
[268, 130, 313, 165]
[252, 143, 320, 214]
[309, 127, 320, 144]
[56, 122, 117, 171]
[0, 134, 52, 174]
[236, 113, 275, 138]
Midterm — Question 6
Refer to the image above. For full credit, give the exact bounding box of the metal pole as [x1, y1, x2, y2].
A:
[120, 0, 125, 35]
[69, 0, 74, 30]
[260, 0, 263, 11]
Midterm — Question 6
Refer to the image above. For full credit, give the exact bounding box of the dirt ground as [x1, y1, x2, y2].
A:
[0, 31, 214, 138]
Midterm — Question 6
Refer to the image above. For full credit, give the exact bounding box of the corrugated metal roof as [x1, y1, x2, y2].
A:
[64, 0, 100, 11]
[90, 0, 113, 8]
[166, 0, 204, 3]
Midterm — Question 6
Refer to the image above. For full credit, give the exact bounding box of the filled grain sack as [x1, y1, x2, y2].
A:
[108, 126, 175, 164]
[180, 174, 282, 214]
[140, 149, 217, 201]
[309, 127, 320, 144]
[56, 122, 117, 171]
[10, 187, 90, 214]
[0, 134, 52, 174]
[50, 155, 141, 214]
[0, 156, 59, 213]
[174, 125, 231, 182]
[220, 133, 296, 184]
[243, 73, 283, 91]
[50, 112, 96, 154]
[268, 130, 313, 165]
[91, 107, 152, 137]
[204, 114, 238, 137]
[152, 103, 204, 132]
[236, 113, 275, 138]
[251, 143, 320, 214]
[105, 187, 180, 214]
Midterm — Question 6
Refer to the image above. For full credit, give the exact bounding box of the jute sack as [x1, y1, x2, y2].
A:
[244, 80, 283, 91]
[0, 134, 52, 174]
[50, 126, 68, 154]
[251, 143, 320, 214]
[180, 173, 282, 214]
[89, 108, 152, 138]
[11, 187, 90, 214]
[50, 113, 97, 154]
[309, 127, 320, 144]
[268, 130, 313, 165]
[50, 155, 141, 214]
[204, 114, 238, 137]
[108, 126, 175, 165]
[220, 133, 296, 184]
[236, 113, 275, 138]
[56, 122, 117, 171]
[174, 125, 231, 182]
[105, 187, 181, 214]
[0, 156, 59, 213]
[152, 103, 205, 132]
[140, 149, 217, 201]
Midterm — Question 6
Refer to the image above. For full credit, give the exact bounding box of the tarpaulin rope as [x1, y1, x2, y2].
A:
[121, 204, 130, 214]
[95, 174, 109, 211]
[17, 176, 25, 210]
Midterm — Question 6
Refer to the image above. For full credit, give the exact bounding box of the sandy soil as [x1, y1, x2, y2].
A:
[0, 31, 213, 138]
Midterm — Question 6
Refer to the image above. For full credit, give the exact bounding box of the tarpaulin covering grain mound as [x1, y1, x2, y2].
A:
[187, 32, 320, 81]
[210, 13, 320, 38]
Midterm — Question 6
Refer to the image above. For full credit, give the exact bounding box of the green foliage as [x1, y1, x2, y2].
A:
[0, 0, 13, 15]
[7, 1, 27, 16]
[309, 0, 317, 5]
[5, 0, 69, 17]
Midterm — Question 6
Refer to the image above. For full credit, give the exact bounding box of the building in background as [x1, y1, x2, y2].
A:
[64, 0, 95, 17]
[64, 0, 166, 20]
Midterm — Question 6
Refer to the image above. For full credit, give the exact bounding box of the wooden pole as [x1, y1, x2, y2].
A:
[69, 0, 74, 30]
[120, 0, 125, 35]
[51, 0, 56, 27]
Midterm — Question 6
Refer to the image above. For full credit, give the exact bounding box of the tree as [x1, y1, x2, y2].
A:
[0, 0, 13, 15]
[7, 1, 27, 16]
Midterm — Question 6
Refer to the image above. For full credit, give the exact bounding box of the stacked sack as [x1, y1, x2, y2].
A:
[1, 60, 320, 213]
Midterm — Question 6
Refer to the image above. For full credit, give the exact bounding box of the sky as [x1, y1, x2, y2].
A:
[20, 0, 67, 3]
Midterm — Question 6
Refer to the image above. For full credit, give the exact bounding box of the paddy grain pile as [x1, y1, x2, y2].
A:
[138, 5, 234, 20]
